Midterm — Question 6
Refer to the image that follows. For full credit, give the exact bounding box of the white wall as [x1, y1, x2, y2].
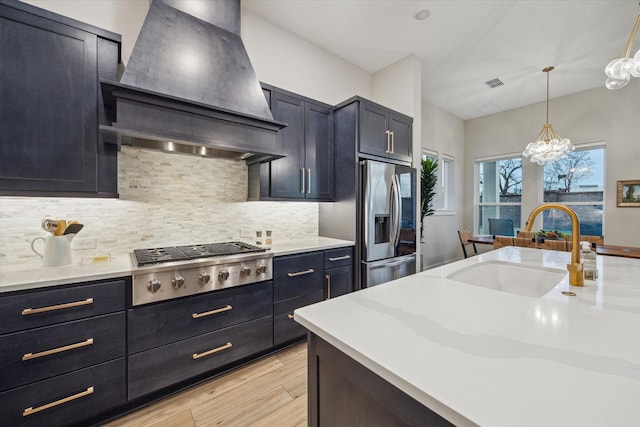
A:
[420, 102, 467, 269]
[464, 78, 640, 247]
[241, 10, 372, 105]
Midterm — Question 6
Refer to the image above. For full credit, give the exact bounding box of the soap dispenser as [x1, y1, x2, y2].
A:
[581, 241, 598, 280]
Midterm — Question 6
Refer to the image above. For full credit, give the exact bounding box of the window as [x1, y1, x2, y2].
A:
[475, 155, 522, 235]
[422, 150, 455, 214]
[541, 146, 605, 236]
[441, 155, 454, 210]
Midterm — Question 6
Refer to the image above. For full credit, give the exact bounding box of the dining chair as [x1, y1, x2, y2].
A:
[516, 231, 535, 239]
[538, 240, 568, 251]
[457, 230, 478, 258]
[488, 218, 515, 237]
[493, 236, 515, 249]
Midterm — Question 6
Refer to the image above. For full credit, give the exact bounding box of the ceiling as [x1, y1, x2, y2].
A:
[243, 0, 639, 120]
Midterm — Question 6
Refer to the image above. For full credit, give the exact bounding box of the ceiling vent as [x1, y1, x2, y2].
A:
[484, 78, 504, 88]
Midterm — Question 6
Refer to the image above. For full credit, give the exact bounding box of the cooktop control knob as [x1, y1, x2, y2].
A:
[198, 272, 211, 285]
[218, 269, 230, 281]
[172, 275, 185, 289]
[256, 264, 267, 274]
[240, 266, 251, 276]
[147, 279, 161, 293]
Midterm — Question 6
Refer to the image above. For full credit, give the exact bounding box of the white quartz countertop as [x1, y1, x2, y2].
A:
[268, 236, 354, 257]
[294, 247, 640, 427]
[0, 236, 353, 293]
[0, 253, 133, 293]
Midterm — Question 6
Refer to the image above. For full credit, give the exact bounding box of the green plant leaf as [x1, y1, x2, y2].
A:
[420, 158, 438, 238]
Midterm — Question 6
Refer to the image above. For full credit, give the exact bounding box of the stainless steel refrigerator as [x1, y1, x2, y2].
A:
[361, 160, 416, 287]
[319, 158, 417, 289]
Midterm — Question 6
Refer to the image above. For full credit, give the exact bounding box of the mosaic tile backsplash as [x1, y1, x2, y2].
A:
[0, 148, 319, 265]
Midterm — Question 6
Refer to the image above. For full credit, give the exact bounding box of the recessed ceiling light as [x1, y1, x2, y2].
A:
[413, 8, 431, 20]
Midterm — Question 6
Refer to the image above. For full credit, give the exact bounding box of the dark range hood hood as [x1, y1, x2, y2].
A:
[100, 0, 286, 164]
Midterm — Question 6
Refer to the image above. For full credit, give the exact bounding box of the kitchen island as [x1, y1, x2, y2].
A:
[295, 247, 640, 427]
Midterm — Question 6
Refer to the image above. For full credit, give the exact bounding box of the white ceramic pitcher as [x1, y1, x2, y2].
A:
[31, 234, 75, 267]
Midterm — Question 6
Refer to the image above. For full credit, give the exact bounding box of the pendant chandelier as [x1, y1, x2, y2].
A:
[604, 3, 640, 90]
[523, 66, 575, 165]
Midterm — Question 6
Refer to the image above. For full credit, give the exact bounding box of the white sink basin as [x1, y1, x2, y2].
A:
[447, 261, 566, 297]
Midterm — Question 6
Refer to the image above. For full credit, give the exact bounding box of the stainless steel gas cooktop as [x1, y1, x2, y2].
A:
[130, 241, 272, 306]
[132, 241, 266, 266]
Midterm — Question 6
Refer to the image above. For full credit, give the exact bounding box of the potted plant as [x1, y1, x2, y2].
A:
[420, 157, 438, 239]
[536, 229, 567, 242]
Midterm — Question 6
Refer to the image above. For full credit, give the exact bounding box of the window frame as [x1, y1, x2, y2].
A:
[474, 152, 523, 235]
[422, 149, 456, 216]
[538, 142, 606, 236]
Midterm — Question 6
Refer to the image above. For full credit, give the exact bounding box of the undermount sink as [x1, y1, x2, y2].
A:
[447, 261, 566, 297]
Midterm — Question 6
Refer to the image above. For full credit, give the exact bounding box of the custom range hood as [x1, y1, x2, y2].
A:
[101, 0, 285, 163]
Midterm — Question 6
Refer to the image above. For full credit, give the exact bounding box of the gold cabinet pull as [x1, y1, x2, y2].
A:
[287, 268, 314, 278]
[192, 304, 232, 319]
[192, 342, 232, 360]
[328, 255, 351, 262]
[23, 386, 94, 417]
[326, 274, 331, 299]
[287, 313, 294, 319]
[22, 298, 94, 316]
[22, 338, 94, 361]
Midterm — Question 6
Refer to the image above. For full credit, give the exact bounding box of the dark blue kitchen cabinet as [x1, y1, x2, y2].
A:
[0, 277, 127, 426]
[324, 247, 354, 299]
[249, 84, 334, 201]
[128, 316, 273, 400]
[273, 247, 354, 346]
[0, 1, 121, 197]
[358, 98, 413, 164]
[273, 251, 325, 345]
[126, 281, 274, 400]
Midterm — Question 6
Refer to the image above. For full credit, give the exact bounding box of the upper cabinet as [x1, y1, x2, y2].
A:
[249, 85, 334, 201]
[0, 2, 121, 197]
[358, 99, 413, 164]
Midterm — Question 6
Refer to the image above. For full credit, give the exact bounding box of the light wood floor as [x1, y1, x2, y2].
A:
[103, 343, 307, 427]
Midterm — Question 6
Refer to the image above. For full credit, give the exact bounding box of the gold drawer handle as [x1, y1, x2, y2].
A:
[328, 255, 351, 262]
[287, 313, 294, 320]
[287, 268, 314, 278]
[192, 304, 232, 319]
[193, 342, 232, 360]
[22, 338, 94, 361]
[22, 298, 94, 316]
[23, 386, 94, 417]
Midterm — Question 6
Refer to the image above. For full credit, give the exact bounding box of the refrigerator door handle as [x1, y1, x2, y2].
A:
[367, 254, 415, 270]
[392, 175, 402, 247]
[389, 176, 398, 246]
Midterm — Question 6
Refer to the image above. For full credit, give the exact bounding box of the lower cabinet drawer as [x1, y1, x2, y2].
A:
[274, 252, 324, 300]
[128, 281, 273, 354]
[128, 315, 273, 400]
[0, 312, 125, 391]
[0, 279, 126, 335]
[274, 290, 324, 346]
[324, 247, 353, 269]
[0, 357, 126, 427]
